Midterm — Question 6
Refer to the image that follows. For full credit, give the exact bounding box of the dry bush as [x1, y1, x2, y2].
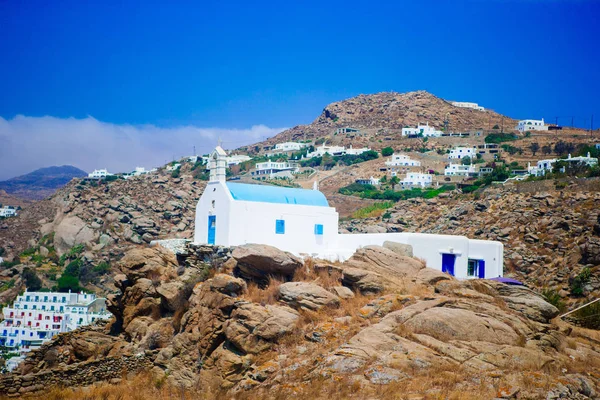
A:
[292, 259, 343, 288]
[244, 276, 283, 305]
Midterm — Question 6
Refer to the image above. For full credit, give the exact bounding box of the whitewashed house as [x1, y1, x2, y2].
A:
[88, 169, 113, 179]
[123, 167, 157, 179]
[449, 147, 477, 160]
[530, 153, 598, 176]
[166, 163, 182, 171]
[0, 290, 111, 369]
[451, 101, 485, 111]
[402, 123, 443, 137]
[444, 163, 477, 177]
[516, 119, 548, 132]
[305, 144, 370, 158]
[400, 172, 432, 188]
[274, 142, 307, 152]
[251, 161, 299, 179]
[385, 153, 421, 167]
[194, 147, 503, 280]
[355, 176, 380, 186]
[0, 206, 17, 218]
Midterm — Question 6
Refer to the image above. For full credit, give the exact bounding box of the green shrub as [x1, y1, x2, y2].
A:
[171, 169, 181, 178]
[541, 288, 566, 312]
[20, 247, 38, 257]
[22, 267, 43, 291]
[92, 262, 110, 275]
[381, 147, 394, 157]
[56, 274, 81, 293]
[352, 202, 394, 219]
[570, 267, 591, 297]
[485, 132, 517, 144]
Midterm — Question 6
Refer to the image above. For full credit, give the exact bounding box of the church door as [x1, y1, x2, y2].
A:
[207, 215, 216, 245]
[441, 253, 456, 276]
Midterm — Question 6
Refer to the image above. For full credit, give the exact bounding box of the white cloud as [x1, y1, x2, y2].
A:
[0, 115, 287, 180]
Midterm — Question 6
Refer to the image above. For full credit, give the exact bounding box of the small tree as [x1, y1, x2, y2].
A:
[381, 147, 394, 157]
[22, 267, 42, 291]
[542, 145, 552, 155]
[390, 176, 400, 190]
[530, 142, 540, 156]
[461, 156, 472, 165]
[380, 175, 388, 184]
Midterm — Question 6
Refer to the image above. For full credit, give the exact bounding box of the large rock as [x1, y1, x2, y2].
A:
[383, 241, 413, 257]
[117, 246, 179, 281]
[342, 267, 386, 294]
[232, 244, 303, 282]
[344, 245, 424, 280]
[224, 303, 299, 354]
[53, 216, 96, 254]
[278, 282, 340, 311]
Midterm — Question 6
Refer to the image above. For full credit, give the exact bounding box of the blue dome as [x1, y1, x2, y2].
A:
[226, 182, 329, 207]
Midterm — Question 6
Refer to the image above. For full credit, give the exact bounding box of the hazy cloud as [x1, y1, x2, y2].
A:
[0, 115, 287, 180]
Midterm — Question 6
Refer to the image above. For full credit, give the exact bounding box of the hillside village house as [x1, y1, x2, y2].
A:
[195, 147, 503, 280]
[305, 144, 370, 158]
[0, 206, 17, 218]
[87, 169, 113, 179]
[449, 147, 477, 160]
[451, 101, 485, 111]
[385, 153, 421, 167]
[516, 119, 548, 132]
[528, 153, 599, 176]
[0, 290, 111, 369]
[355, 176, 380, 186]
[402, 123, 443, 138]
[335, 127, 361, 135]
[166, 163, 182, 172]
[204, 154, 252, 167]
[123, 167, 157, 179]
[274, 142, 307, 152]
[399, 172, 432, 189]
[251, 161, 299, 180]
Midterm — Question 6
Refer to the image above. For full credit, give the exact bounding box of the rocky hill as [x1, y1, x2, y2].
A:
[247, 91, 516, 151]
[0, 165, 88, 200]
[1, 244, 598, 399]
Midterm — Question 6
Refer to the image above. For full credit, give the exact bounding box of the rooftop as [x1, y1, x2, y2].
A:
[226, 182, 330, 207]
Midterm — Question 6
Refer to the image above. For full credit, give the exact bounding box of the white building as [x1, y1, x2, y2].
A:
[0, 206, 17, 218]
[449, 147, 478, 160]
[0, 290, 111, 369]
[203, 154, 252, 167]
[344, 146, 371, 156]
[305, 144, 370, 159]
[400, 172, 432, 188]
[123, 167, 157, 179]
[402, 123, 443, 138]
[274, 142, 307, 152]
[516, 119, 548, 132]
[356, 176, 380, 186]
[385, 153, 421, 167]
[251, 161, 299, 179]
[529, 153, 598, 176]
[444, 163, 477, 176]
[194, 147, 503, 280]
[451, 101, 485, 111]
[87, 169, 113, 179]
[166, 163, 181, 171]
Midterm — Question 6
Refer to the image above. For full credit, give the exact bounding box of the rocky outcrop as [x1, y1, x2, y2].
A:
[278, 282, 341, 311]
[53, 215, 96, 254]
[231, 244, 303, 283]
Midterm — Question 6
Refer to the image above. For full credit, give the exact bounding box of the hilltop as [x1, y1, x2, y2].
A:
[0, 165, 88, 200]
[245, 91, 516, 151]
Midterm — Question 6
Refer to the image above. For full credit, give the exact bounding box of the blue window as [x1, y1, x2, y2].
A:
[314, 224, 324, 235]
[275, 219, 285, 234]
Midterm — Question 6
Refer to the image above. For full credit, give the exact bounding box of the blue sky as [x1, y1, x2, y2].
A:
[0, 0, 599, 178]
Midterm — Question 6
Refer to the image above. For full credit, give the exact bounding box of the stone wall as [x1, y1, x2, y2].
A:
[0, 351, 156, 397]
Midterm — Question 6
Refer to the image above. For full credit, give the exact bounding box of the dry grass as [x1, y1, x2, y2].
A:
[243, 276, 284, 305]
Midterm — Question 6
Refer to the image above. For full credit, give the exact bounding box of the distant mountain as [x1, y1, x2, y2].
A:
[0, 165, 87, 200]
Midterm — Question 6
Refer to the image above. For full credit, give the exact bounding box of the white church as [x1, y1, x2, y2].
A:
[195, 147, 503, 279]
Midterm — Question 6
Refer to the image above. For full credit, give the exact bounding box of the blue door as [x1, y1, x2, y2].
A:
[478, 260, 485, 279]
[207, 215, 216, 245]
[441, 254, 456, 276]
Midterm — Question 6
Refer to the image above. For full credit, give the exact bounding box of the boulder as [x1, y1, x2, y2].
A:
[344, 245, 423, 280]
[330, 286, 355, 299]
[53, 216, 96, 254]
[278, 282, 340, 311]
[342, 267, 386, 294]
[224, 303, 299, 354]
[383, 241, 413, 257]
[117, 246, 179, 281]
[232, 244, 303, 282]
